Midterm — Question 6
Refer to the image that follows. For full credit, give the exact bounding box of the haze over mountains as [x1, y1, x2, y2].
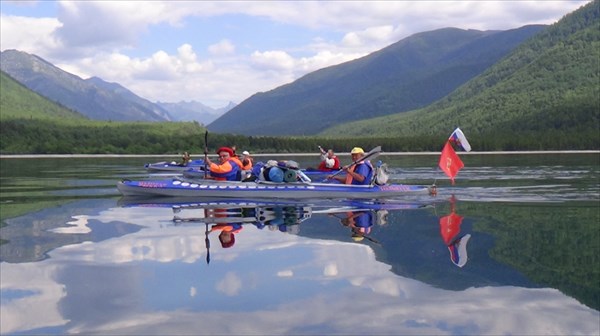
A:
[209, 0, 597, 138]
[208, 25, 547, 135]
[0, 25, 547, 130]
[157, 100, 237, 125]
[323, 0, 598, 138]
[1, 0, 597, 141]
[0, 50, 234, 125]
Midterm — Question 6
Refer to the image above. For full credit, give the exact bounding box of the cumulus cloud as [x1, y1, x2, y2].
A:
[53, 1, 170, 50]
[0, 15, 62, 54]
[250, 50, 296, 71]
[208, 39, 235, 56]
[0, 0, 591, 107]
[295, 50, 366, 75]
[341, 25, 395, 48]
[215, 271, 243, 296]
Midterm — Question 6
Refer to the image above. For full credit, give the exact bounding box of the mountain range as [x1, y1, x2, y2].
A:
[208, 25, 547, 136]
[157, 100, 237, 126]
[0, 50, 234, 124]
[324, 0, 598, 138]
[1, 0, 597, 142]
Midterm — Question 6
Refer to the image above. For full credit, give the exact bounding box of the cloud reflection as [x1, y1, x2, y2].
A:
[216, 272, 242, 296]
[1, 204, 598, 336]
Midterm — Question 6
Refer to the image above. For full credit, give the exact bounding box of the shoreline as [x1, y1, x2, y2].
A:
[1, 150, 598, 159]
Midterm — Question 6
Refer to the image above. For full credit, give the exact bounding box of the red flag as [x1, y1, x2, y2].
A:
[438, 141, 464, 184]
[439, 196, 463, 245]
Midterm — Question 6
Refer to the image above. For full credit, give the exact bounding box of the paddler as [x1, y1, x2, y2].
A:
[327, 147, 373, 185]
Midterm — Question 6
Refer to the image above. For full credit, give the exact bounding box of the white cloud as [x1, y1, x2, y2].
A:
[216, 271, 243, 296]
[2, 211, 598, 335]
[250, 50, 295, 72]
[295, 50, 366, 75]
[0, 0, 591, 107]
[341, 25, 395, 48]
[53, 1, 171, 49]
[208, 39, 235, 56]
[0, 15, 62, 54]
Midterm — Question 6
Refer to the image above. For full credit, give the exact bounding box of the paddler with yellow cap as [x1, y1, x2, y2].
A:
[327, 147, 374, 185]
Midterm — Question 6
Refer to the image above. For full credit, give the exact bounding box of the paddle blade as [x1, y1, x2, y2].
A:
[203, 130, 209, 155]
[363, 146, 382, 159]
[205, 222, 211, 264]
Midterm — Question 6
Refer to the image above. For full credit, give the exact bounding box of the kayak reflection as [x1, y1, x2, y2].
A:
[331, 210, 381, 244]
[169, 199, 393, 261]
[118, 196, 433, 259]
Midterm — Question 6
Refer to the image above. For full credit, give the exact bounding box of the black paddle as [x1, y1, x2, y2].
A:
[205, 222, 211, 264]
[203, 130, 208, 179]
[357, 232, 381, 245]
[327, 146, 382, 179]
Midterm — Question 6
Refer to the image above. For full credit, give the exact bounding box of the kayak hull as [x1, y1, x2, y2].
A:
[145, 159, 205, 172]
[118, 195, 434, 211]
[117, 178, 432, 199]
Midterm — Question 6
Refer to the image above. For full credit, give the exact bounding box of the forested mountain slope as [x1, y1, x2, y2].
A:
[0, 50, 171, 122]
[322, 0, 599, 148]
[0, 70, 86, 120]
[208, 25, 545, 136]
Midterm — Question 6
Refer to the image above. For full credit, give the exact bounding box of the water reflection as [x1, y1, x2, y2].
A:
[439, 195, 471, 268]
[2, 152, 599, 335]
[1, 195, 598, 335]
[132, 197, 418, 263]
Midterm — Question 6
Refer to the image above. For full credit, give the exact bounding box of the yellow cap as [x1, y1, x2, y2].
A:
[351, 233, 364, 242]
[350, 147, 364, 154]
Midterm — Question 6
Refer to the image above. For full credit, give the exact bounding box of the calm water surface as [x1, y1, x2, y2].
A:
[1, 153, 599, 335]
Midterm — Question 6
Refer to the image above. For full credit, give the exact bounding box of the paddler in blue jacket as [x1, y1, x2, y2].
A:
[328, 147, 373, 185]
[205, 146, 243, 181]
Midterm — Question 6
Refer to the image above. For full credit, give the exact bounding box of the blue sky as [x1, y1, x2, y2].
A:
[0, 1, 591, 108]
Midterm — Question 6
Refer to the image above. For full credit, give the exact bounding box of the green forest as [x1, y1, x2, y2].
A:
[1, 0, 599, 154]
[2, 117, 599, 154]
[1, 69, 597, 154]
[322, 0, 600, 145]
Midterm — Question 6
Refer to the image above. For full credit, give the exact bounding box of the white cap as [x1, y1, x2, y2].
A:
[242, 151, 250, 155]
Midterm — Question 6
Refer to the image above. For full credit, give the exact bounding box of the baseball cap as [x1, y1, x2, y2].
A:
[350, 147, 364, 154]
[242, 151, 250, 155]
[351, 233, 364, 242]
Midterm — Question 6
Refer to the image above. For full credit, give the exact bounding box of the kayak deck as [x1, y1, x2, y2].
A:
[117, 178, 433, 199]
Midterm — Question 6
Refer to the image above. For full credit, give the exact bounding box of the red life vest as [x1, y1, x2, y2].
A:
[318, 155, 340, 171]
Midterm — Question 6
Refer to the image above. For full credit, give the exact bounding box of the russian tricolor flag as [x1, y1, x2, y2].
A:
[448, 127, 471, 152]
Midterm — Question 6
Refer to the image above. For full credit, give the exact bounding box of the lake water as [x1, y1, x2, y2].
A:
[1, 153, 599, 335]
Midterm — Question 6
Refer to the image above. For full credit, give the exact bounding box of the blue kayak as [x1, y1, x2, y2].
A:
[145, 159, 206, 172]
[116, 177, 433, 199]
[118, 195, 434, 210]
